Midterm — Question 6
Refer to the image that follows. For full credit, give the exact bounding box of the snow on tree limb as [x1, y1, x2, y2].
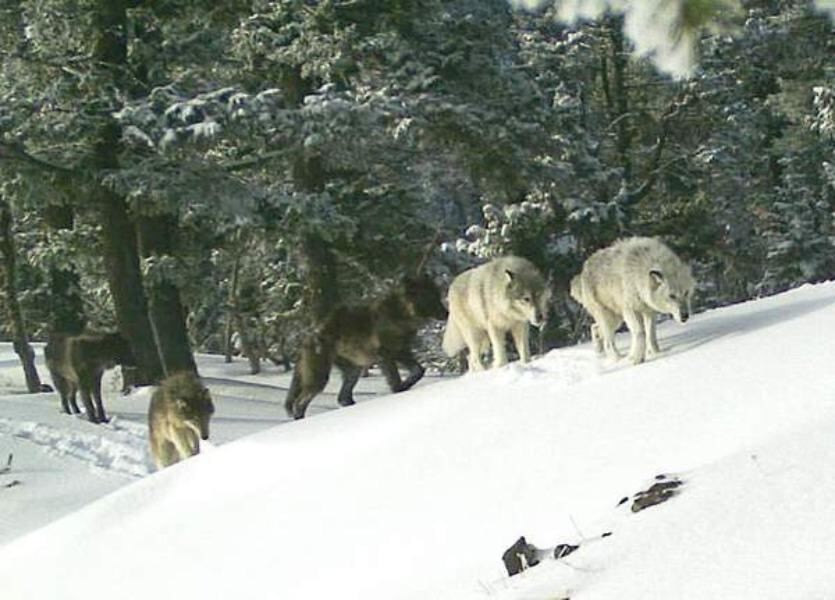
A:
[508, 0, 833, 78]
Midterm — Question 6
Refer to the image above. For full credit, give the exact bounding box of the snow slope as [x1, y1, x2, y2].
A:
[2, 283, 835, 599]
[0, 349, 403, 544]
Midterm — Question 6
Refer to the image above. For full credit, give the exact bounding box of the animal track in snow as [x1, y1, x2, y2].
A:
[0, 417, 151, 478]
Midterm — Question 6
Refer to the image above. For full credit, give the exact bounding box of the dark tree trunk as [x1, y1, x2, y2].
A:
[224, 235, 242, 363]
[300, 231, 339, 323]
[96, 182, 165, 384]
[608, 19, 633, 185]
[136, 215, 197, 376]
[42, 203, 86, 334]
[0, 199, 44, 392]
[89, 0, 166, 384]
[293, 153, 339, 323]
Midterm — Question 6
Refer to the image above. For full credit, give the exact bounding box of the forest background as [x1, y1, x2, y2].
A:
[0, 0, 832, 388]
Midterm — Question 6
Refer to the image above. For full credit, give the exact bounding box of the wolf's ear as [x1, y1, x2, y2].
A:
[649, 270, 664, 287]
[505, 269, 516, 283]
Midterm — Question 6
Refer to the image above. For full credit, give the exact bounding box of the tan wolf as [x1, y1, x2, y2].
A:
[442, 256, 550, 371]
[570, 237, 695, 364]
[44, 331, 136, 423]
[148, 371, 215, 469]
[284, 274, 447, 420]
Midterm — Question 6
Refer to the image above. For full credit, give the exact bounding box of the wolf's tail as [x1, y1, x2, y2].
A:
[442, 316, 465, 357]
[569, 275, 583, 303]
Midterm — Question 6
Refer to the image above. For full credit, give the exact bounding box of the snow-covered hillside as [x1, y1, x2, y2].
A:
[2, 283, 835, 599]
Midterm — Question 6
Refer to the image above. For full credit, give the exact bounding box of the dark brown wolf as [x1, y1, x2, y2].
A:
[284, 274, 447, 420]
[148, 371, 215, 469]
[44, 331, 136, 423]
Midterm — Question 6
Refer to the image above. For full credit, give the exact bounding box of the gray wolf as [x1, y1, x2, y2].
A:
[44, 331, 136, 423]
[148, 371, 215, 469]
[284, 274, 448, 420]
[570, 237, 695, 364]
[442, 256, 550, 371]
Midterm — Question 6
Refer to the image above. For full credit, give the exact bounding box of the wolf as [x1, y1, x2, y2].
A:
[284, 274, 448, 420]
[148, 371, 215, 469]
[44, 331, 136, 423]
[442, 256, 551, 371]
[570, 237, 695, 364]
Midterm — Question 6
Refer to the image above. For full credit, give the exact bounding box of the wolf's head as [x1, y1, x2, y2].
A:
[166, 372, 215, 440]
[505, 269, 551, 328]
[647, 267, 696, 323]
[102, 333, 135, 366]
[402, 274, 448, 320]
[101, 332, 136, 368]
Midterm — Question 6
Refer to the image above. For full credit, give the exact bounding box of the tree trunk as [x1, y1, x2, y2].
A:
[300, 231, 339, 323]
[42, 202, 86, 334]
[0, 199, 43, 392]
[608, 19, 633, 185]
[224, 239, 242, 363]
[293, 153, 339, 323]
[90, 0, 166, 384]
[96, 182, 165, 384]
[136, 215, 197, 376]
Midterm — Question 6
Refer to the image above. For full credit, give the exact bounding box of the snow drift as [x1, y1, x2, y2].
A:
[2, 283, 835, 600]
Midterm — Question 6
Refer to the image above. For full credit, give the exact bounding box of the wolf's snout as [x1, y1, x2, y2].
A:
[681, 312, 689, 323]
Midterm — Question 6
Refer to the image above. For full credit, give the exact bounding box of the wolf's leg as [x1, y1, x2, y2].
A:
[51, 373, 73, 414]
[590, 323, 604, 354]
[487, 325, 508, 368]
[153, 439, 179, 469]
[623, 309, 646, 364]
[377, 354, 404, 393]
[68, 383, 80, 414]
[459, 326, 486, 371]
[590, 309, 620, 360]
[286, 341, 332, 419]
[643, 312, 660, 357]
[172, 427, 199, 461]
[335, 358, 363, 406]
[91, 372, 108, 423]
[285, 374, 326, 420]
[511, 323, 531, 363]
[393, 350, 425, 391]
[77, 374, 99, 423]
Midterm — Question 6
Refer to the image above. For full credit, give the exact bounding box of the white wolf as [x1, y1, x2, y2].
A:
[570, 237, 695, 364]
[443, 256, 551, 371]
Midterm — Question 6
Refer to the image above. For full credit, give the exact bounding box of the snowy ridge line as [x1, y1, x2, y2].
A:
[0, 417, 151, 478]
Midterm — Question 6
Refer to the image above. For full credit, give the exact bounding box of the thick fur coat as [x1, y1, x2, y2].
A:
[45, 331, 135, 423]
[284, 274, 447, 420]
[148, 371, 215, 469]
[570, 237, 695, 364]
[443, 256, 550, 371]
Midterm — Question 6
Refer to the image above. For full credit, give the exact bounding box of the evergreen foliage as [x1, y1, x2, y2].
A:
[0, 0, 831, 371]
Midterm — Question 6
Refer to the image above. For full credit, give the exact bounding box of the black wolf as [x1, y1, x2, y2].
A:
[284, 274, 447, 420]
[44, 331, 136, 423]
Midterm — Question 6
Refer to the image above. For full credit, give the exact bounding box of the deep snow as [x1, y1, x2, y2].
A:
[2, 283, 835, 599]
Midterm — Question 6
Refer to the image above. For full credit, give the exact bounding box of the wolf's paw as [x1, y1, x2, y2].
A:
[627, 353, 645, 365]
[337, 396, 355, 407]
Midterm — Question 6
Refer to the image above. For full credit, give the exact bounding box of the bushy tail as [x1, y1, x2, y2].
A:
[569, 275, 584, 304]
[442, 316, 465, 357]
